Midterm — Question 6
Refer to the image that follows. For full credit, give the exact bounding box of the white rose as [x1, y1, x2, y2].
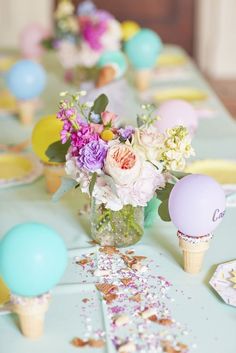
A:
[133, 126, 164, 166]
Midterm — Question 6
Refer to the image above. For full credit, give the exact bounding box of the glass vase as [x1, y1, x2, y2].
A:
[90, 198, 144, 247]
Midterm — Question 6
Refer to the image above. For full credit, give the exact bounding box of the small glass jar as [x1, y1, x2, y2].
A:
[90, 198, 144, 247]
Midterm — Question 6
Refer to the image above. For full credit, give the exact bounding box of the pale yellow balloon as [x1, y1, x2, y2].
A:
[32, 114, 63, 164]
[0, 276, 10, 305]
[121, 21, 140, 41]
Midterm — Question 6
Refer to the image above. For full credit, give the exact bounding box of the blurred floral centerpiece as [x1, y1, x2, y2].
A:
[46, 92, 194, 247]
[43, 0, 122, 82]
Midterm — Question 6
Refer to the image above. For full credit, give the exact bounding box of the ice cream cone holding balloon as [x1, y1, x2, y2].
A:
[96, 50, 127, 88]
[6, 59, 46, 125]
[124, 28, 162, 91]
[32, 114, 66, 193]
[0, 222, 67, 338]
[169, 174, 226, 274]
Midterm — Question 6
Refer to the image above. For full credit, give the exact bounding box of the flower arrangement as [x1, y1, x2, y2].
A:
[46, 92, 194, 246]
[43, 0, 121, 70]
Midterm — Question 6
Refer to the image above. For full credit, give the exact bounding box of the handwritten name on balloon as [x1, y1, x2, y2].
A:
[212, 209, 225, 222]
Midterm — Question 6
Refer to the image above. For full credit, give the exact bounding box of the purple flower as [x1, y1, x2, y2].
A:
[57, 106, 75, 121]
[70, 122, 99, 156]
[60, 120, 73, 144]
[77, 139, 108, 172]
[118, 126, 134, 140]
[77, 0, 96, 16]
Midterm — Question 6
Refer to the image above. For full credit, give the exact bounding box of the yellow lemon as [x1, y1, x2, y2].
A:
[121, 21, 140, 41]
[32, 114, 63, 164]
[101, 129, 114, 141]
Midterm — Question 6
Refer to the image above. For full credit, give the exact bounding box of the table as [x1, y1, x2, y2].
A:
[0, 46, 236, 353]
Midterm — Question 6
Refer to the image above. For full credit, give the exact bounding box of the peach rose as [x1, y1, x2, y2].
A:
[105, 144, 142, 186]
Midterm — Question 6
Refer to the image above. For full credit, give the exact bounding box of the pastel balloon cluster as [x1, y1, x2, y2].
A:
[6, 59, 46, 100]
[0, 223, 67, 297]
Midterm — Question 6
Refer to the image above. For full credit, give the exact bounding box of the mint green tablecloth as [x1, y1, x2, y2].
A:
[0, 46, 236, 353]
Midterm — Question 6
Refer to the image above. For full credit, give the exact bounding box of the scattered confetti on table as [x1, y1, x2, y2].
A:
[73, 246, 195, 352]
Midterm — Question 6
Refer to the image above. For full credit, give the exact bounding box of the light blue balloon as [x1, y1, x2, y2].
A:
[6, 60, 46, 100]
[124, 28, 163, 69]
[0, 222, 67, 296]
[97, 50, 127, 78]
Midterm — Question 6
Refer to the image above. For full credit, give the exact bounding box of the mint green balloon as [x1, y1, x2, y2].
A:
[124, 28, 162, 69]
[97, 50, 127, 78]
[0, 223, 67, 296]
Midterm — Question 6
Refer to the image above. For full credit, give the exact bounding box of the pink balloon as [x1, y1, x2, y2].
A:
[169, 174, 226, 236]
[155, 100, 198, 135]
[20, 23, 50, 60]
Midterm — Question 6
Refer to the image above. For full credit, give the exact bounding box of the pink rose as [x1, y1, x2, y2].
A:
[105, 144, 142, 186]
[90, 123, 103, 134]
[101, 111, 117, 126]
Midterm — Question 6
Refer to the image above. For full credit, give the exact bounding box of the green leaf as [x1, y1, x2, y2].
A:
[45, 140, 70, 163]
[41, 37, 54, 50]
[89, 172, 97, 196]
[90, 94, 109, 115]
[156, 183, 174, 201]
[103, 175, 118, 197]
[170, 170, 191, 180]
[52, 178, 77, 202]
[158, 199, 171, 222]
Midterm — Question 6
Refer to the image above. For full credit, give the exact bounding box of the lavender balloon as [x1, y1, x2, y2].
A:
[169, 174, 226, 274]
[155, 100, 198, 135]
[169, 174, 226, 236]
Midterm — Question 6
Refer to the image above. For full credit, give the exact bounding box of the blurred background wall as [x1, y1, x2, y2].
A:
[0, 0, 235, 80]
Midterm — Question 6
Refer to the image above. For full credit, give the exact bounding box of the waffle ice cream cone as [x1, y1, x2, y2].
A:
[43, 163, 65, 194]
[12, 295, 50, 339]
[179, 235, 211, 274]
[17, 100, 36, 125]
[96, 66, 116, 88]
[135, 69, 151, 91]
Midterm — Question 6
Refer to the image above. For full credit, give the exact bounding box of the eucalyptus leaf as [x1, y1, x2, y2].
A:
[90, 94, 109, 115]
[156, 183, 174, 201]
[46, 140, 70, 163]
[103, 175, 118, 197]
[52, 177, 77, 202]
[170, 170, 191, 180]
[89, 172, 97, 196]
[158, 199, 171, 222]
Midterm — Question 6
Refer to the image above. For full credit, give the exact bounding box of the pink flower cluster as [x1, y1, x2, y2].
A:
[79, 16, 107, 51]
